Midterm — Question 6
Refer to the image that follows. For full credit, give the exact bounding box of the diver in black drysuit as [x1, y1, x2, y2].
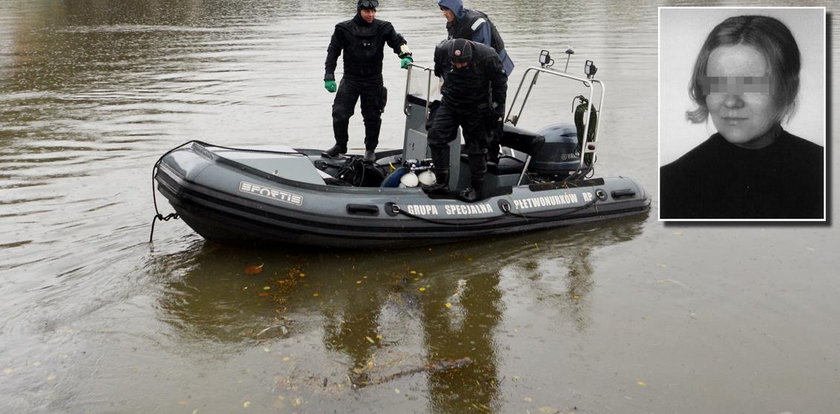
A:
[322, 0, 413, 162]
[425, 39, 507, 201]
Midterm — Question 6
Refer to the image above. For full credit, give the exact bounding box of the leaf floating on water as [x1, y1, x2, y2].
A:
[418, 287, 426, 292]
[445, 302, 452, 308]
[365, 336, 375, 344]
[244, 264, 264, 275]
[243, 400, 251, 408]
[637, 380, 647, 387]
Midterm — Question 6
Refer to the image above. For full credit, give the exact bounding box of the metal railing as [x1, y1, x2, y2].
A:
[506, 66, 605, 171]
[402, 59, 605, 173]
[403, 63, 435, 119]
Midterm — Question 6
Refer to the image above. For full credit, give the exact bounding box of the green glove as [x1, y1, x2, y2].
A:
[400, 56, 414, 69]
[324, 80, 337, 93]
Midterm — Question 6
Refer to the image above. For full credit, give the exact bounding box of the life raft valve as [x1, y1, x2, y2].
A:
[385, 202, 401, 216]
[498, 199, 512, 213]
[595, 189, 608, 201]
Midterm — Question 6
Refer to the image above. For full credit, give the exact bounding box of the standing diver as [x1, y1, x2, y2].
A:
[425, 39, 507, 202]
[437, 0, 514, 76]
[437, 0, 513, 163]
[323, 0, 413, 162]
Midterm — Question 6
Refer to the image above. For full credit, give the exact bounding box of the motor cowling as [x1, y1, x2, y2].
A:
[528, 123, 580, 178]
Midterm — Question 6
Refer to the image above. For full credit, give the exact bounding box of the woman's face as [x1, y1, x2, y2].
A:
[705, 44, 778, 149]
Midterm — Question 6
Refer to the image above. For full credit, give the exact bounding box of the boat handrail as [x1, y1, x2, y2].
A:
[403, 63, 435, 119]
[507, 66, 605, 171]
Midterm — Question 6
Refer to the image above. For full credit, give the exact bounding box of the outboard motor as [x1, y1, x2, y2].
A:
[528, 123, 580, 179]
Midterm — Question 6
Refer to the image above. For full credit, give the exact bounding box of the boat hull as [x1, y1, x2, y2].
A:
[154, 143, 650, 248]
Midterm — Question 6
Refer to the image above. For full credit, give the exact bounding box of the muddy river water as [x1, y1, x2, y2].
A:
[2, 0, 839, 412]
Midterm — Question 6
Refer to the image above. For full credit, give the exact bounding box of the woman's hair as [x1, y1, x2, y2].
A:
[686, 15, 800, 124]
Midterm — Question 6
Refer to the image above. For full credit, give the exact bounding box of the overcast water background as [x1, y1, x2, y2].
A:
[1, 0, 839, 413]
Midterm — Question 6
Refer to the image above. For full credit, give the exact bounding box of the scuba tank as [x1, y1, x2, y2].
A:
[573, 95, 598, 165]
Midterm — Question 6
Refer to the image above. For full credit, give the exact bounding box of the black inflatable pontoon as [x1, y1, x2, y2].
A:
[152, 53, 650, 248]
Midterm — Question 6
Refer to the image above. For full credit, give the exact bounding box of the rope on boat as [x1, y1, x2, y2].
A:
[149, 140, 195, 242]
[147, 140, 306, 243]
[500, 196, 600, 220]
[389, 194, 600, 226]
[389, 202, 507, 225]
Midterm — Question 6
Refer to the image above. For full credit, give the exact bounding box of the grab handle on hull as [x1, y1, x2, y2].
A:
[346, 204, 380, 216]
[611, 189, 636, 200]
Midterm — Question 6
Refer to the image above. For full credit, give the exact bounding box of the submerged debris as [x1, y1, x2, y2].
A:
[353, 357, 473, 388]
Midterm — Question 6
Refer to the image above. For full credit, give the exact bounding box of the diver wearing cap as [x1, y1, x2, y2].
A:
[424, 39, 507, 202]
[323, 0, 413, 162]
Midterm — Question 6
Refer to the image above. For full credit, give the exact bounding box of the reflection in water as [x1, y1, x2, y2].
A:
[151, 216, 644, 411]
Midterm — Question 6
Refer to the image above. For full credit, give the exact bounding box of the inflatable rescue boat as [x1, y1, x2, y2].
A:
[151, 51, 650, 248]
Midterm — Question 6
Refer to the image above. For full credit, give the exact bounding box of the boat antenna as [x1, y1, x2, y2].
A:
[563, 47, 574, 72]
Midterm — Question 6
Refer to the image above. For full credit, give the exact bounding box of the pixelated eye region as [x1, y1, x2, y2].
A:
[701, 76, 771, 94]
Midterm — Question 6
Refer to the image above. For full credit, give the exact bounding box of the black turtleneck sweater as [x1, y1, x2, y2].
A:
[324, 14, 409, 82]
[660, 128, 824, 219]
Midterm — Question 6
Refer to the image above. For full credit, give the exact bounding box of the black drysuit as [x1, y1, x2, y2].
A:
[428, 41, 507, 192]
[324, 14, 409, 151]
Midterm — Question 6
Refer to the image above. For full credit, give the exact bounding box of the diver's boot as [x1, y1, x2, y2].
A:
[458, 178, 484, 202]
[460, 155, 487, 202]
[322, 144, 347, 158]
[363, 149, 376, 163]
[422, 169, 449, 195]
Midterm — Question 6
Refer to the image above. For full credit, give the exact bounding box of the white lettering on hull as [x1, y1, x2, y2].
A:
[239, 181, 304, 206]
[403, 203, 494, 216]
[512, 192, 592, 211]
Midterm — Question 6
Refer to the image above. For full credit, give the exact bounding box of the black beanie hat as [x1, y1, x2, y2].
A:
[450, 39, 473, 63]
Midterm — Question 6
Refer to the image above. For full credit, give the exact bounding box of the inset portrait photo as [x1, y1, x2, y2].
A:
[658, 7, 826, 221]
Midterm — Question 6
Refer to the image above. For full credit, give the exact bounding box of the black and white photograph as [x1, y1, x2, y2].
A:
[659, 7, 826, 221]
